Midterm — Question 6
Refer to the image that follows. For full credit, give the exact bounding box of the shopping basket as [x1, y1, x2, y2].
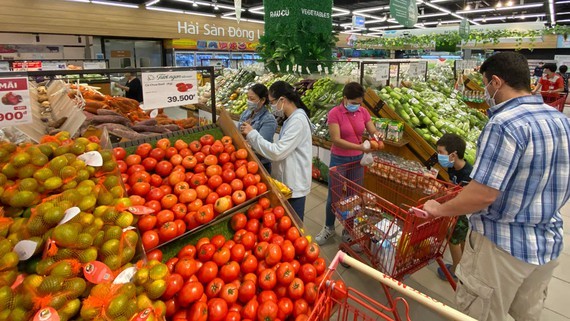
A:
[541, 92, 567, 112]
[309, 250, 477, 321]
[329, 160, 461, 287]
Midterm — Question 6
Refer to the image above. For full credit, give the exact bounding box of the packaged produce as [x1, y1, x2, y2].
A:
[386, 120, 404, 142]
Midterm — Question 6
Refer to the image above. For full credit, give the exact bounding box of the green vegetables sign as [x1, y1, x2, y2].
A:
[259, 0, 335, 73]
[459, 19, 470, 39]
[390, 0, 418, 28]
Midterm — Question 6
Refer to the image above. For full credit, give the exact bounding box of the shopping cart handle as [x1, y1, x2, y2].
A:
[410, 207, 429, 218]
[334, 251, 477, 321]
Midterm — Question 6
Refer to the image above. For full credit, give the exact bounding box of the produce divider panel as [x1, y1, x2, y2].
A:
[360, 60, 429, 89]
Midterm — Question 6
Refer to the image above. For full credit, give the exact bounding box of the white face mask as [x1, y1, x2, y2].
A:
[247, 100, 258, 110]
[484, 82, 499, 108]
[271, 98, 284, 118]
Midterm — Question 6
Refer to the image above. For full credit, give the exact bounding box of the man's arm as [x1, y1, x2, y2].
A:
[424, 180, 500, 217]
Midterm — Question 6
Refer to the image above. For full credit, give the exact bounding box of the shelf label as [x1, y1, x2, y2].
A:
[375, 64, 390, 81]
[59, 207, 80, 225]
[141, 70, 199, 110]
[83, 261, 113, 284]
[78, 151, 103, 167]
[41, 61, 66, 71]
[408, 62, 418, 77]
[0, 77, 32, 127]
[14, 240, 37, 260]
[83, 61, 107, 70]
[317, 64, 323, 72]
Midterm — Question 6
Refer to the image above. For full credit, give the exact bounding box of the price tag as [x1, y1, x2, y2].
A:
[128, 206, 155, 215]
[83, 261, 113, 284]
[293, 65, 298, 73]
[317, 65, 323, 73]
[306, 67, 311, 74]
[0, 77, 33, 127]
[122, 226, 136, 232]
[33, 307, 60, 321]
[14, 240, 38, 260]
[141, 70, 198, 110]
[408, 63, 418, 76]
[417, 62, 427, 79]
[131, 308, 156, 321]
[113, 266, 137, 284]
[59, 207, 80, 225]
[78, 151, 103, 167]
[41, 61, 66, 71]
[286, 65, 290, 72]
[83, 61, 106, 70]
[276, 64, 281, 72]
[149, 109, 158, 118]
[375, 64, 390, 81]
[324, 66, 330, 74]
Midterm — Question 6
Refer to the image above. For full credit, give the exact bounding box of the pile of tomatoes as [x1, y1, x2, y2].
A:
[113, 134, 268, 248]
[146, 197, 346, 321]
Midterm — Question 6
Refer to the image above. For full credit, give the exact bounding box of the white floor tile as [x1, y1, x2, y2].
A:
[545, 277, 570, 317]
[305, 193, 325, 214]
[553, 252, 570, 283]
[541, 308, 570, 321]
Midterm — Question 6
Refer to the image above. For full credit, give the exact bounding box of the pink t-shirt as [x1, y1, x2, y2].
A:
[328, 104, 371, 157]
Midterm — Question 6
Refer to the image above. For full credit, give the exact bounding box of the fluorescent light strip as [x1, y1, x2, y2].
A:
[353, 6, 389, 14]
[173, 0, 242, 11]
[556, 0, 570, 3]
[457, 2, 543, 14]
[557, 18, 570, 22]
[220, 16, 264, 23]
[423, 19, 461, 25]
[549, 0, 556, 24]
[184, 10, 216, 17]
[90, 1, 139, 8]
[332, 7, 350, 14]
[419, 12, 448, 18]
[145, 0, 159, 5]
[66, 0, 90, 3]
[146, 6, 184, 13]
[474, 13, 545, 21]
[421, 1, 480, 25]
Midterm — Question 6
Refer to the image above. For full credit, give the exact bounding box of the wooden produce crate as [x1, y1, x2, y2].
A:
[363, 88, 449, 182]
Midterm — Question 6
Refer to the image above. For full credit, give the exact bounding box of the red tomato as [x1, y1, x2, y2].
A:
[275, 285, 288, 299]
[207, 235, 224, 249]
[265, 244, 282, 266]
[293, 299, 309, 317]
[219, 153, 231, 165]
[276, 263, 295, 286]
[172, 203, 188, 220]
[180, 189, 198, 204]
[246, 219, 260, 234]
[241, 232, 257, 251]
[147, 187, 165, 202]
[313, 258, 326, 276]
[291, 260, 301, 274]
[230, 179, 244, 192]
[281, 241, 295, 262]
[166, 257, 179, 273]
[271, 235, 284, 247]
[210, 142, 224, 156]
[200, 134, 215, 146]
[150, 147, 166, 161]
[231, 244, 246, 262]
[204, 154, 218, 166]
[258, 198, 271, 210]
[138, 215, 157, 232]
[219, 261, 240, 283]
[126, 154, 142, 166]
[178, 281, 204, 307]
[247, 204, 264, 220]
[298, 264, 317, 284]
[195, 204, 214, 224]
[225, 311, 241, 321]
[242, 174, 256, 188]
[257, 300, 278, 321]
[241, 298, 259, 320]
[136, 143, 152, 158]
[238, 280, 256, 304]
[208, 298, 228, 321]
[232, 190, 247, 205]
[288, 278, 305, 300]
[277, 297, 294, 320]
[223, 240, 236, 250]
[117, 160, 128, 173]
[331, 280, 348, 300]
[273, 206, 285, 219]
[163, 273, 184, 300]
[156, 160, 174, 177]
[178, 244, 196, 259]
[304, 243, 320, 263]
[165, 147, 178, 159]
[206, 192, 220, 205]
[198, 243, 216, 262]
[160, 185, 173, 195]
[175, 257, 198, 280]
[231, 213, 248, 231]
[254, 242, 269, 260]
[259, 290, 278, 303]
[258, 227, 273, 243]
[208, 175, 223, 189]
[278, 216, 292, 233]
[241, 254, 258, 274]
[206, 278, 225, 299]
[262, 213, 276, 229]
[245, 185, 258, 199]
[150, 174, 163, 187]
[286, 227, 301, 242]
[293, 237, 309, 256]
[142, 157, 157, 171]
[220, 283, 239, 304]
[165, 297, 178, 317]
[146, 249, 163, 262]
[142, 230, 159, 249]
[259, 269, 277, 290]
[189, 140, 202, 153]
[213, 247, 231, 266]
[216, 183, 233, 198]
[197, 261, 218, 284]
[256, 183, 268, 194]
[131, 182, 151, 196]
[157, 209, 175, 226]
[158, 222, 178, 243]
[304, 282, 318, 303]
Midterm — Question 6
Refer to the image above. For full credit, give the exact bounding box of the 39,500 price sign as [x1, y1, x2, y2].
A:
[0, 77, 32, 127]
[141, 70, 199, 110]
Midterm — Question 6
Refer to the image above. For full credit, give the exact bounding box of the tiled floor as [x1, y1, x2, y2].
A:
[304, 180, 570, 321]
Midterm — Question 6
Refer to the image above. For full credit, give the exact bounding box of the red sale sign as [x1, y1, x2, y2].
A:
[0, 77, 32, 127]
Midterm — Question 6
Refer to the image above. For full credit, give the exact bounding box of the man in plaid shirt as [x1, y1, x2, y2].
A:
[425, 52, 570, 321]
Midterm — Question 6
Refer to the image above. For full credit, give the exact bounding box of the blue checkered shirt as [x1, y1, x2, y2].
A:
[469, 95, 570, 265]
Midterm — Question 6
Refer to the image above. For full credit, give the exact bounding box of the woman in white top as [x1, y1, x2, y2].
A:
[240, 81, 313, 221]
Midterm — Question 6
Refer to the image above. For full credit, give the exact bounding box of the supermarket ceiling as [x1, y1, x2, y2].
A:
[99, 0, 569, 33]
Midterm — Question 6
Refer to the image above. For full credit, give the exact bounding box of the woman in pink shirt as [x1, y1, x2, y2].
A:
[315, 82, 379, 246]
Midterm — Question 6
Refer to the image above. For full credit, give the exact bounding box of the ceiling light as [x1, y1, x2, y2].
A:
[352, 6, 389, 14]
[473, 13, 545, 21]
[457, 3, 542, 14]
[90, 1, 139, 8]
[465, 3, 471, 10]
[496, 1, 502, 7]
[65, 0, 90, 3]
[556, 0, 570, 4]
[557, 18, 570, 22]
[506, 0, 513, 5]
[192, 1, 197, 7]
[145, 0, 159, 5]
[438, 19, 442, 25]
[482, 15, 486, 22]
[146, 6, 184, 13]
[549, 0, 556, 24]
[214, 4, 218, 10]
[186, 10, 216, 17]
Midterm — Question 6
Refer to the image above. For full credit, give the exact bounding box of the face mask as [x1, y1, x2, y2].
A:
[271, 99, 284, 118]
[345, 103, 360, 112]
[247, 100, 258, 110]
[484, 82, 499, 108]
[438, 154, 454, 168]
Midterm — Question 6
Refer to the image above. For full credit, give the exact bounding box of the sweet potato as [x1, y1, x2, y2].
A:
[131, 125, 168, 133]
[135, 118, 158, 126]
[97, 109, 123, 117]
[90, 115, 131, 127]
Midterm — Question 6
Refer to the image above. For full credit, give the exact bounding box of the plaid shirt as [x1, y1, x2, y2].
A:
[470, 95, 570, 265]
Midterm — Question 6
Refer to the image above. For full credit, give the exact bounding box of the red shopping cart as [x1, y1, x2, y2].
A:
[309, 250, 477, 321]
[541, 92, 567, 112]
[329, 161, 461, 289]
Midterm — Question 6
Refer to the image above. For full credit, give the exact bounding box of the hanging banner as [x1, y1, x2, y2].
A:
[390, 0, 418, 28]
[235, 0, 242, 23]
[0, 77, 32, 127]
[459, 19, 470, 40]
[141, 70, 199, 110]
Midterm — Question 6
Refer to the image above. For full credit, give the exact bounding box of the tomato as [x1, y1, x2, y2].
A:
[277, 297, 294, 320]
[281, 241, 295, 262]
[291, 260, 301, 274]
[207, 298, 228, 321]
[231, 213, 247, 231]
[220, 261, 240, 283]
[216, 183, 233, 198]
[142, 230, 159, 249]
[258, 227, 273, 243]
[208, 175, 223, 190]
[196, 184, 210, 200]
[172, 203, 188, 220]
[304, 243, 320, 263]
[189, 140, 202, 153]
[265, 244, 282, 266]
[117, 160, 128, 174]
[274, 284, 288, 299]
[288, 278, 305, 300]
[257, 300, 278, 321]
[254, 242, 269, 260]
[194, 152, 206, 164]
[223, 240, 236, 250]
[273, 206, 285, 219]
[138, 215, 157, 232]
[235, 166, 248, 179]
[241, 299, 259, 320]
[187, 301, 208, 321]
[156, 160, 174, 177]
[231, 244, 246, 262]
[276, 216, 291, 233]
[259, 269, 277, 290]
[162, 273, 184, 300]
[243, 273, 257, 285]
[145, 200, 162, 213]
[131, 182, 151, 196]
[220, 283, 239, 304]
[238, 280, 256, 303]
[204, 154, 218, 166]
[225, 311, 241, 321]
[241, 254, 258, 274]
[206, 278, 225, 299]
[174, 217, 186, 233]
[136, 143, 152, 158]
[206, 192, 220, 205]
[159, 222, 178, 242]
[246, 204, 263, 220]
[313, 258, 326, 276]
[242, 174, 257, 188]
[180, 187, 198, 203]
[171, 154, 184, 166]
[172, 310, 187, 321]
[178, 244, 196, 259]
[174, 257, 198, 280]
[256, 183, 268, 194]
[241, 232, 257, 251]
[246, 219, 260, 234]
[331, 280, 348, 300]
[157, 210, 174, 226]
[225, 144, 236, 155]
[198, 243, 216, 262]
[178, 281, 204, 307]
[293, 237, 309, 256]
[230, 179, 243, 192]
[213, 247, 231, 266]
[210, 142, 224, 156]
[180, 148, 192, 158]
[196, 238, 211, 250]
[295, 314, 309, 321]
[293, 299, 309, 317]
[165, 297, 178, 317]
[235, 149, 247, 159]
[286, 227, 301, 242]
[276, 262, 295, 286]
[149, 174, 163, 187]
[188, 199, 203, 212]
[195, 204, 214, 224]
[304, 282, 318, 304]
[125, 154, 142, 167]
[298, 264, 317, 284]
[262, 213, 276, 229]
[256, 197, 270, 210]
[149, 147, 166, 161]
[197, 261, 218, 284]
[160, 184, 173, 195]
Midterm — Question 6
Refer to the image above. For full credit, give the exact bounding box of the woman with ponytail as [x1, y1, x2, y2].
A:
[240, 81, 313, 220]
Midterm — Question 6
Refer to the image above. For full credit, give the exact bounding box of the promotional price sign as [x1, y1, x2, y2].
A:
[141, 70, 199, 110]
[375, 64, 390, 81]
[0, 77, 33, 127]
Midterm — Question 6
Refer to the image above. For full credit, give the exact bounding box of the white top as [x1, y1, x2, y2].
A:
[246, 109, 313, 198]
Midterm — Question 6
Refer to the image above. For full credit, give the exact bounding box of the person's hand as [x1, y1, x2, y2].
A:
[423, 199, 442, 217]
[360, 141, 373, 153]
[240, 122, 253, 136]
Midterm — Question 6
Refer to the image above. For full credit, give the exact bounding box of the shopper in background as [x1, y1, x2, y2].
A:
[238, 84, 277, 174]
[533, 61, 544, 78]
[532, 63, 564, 94]
[558, 65, 568, 93]
[240, 81, 313, 220]
[424, 52, 570, 321]
[434, 134, 472, 281]
[315, 82, 379, 246]
[115, 69, 143, 103]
